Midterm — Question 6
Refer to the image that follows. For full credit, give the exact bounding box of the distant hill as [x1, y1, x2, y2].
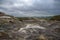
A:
[0, 12, 14, 17]
[50, 15, 60, 21]
[0, 12, 6, 16]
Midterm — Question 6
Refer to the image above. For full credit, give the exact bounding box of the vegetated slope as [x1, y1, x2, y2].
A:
[50, 15, 60, 21]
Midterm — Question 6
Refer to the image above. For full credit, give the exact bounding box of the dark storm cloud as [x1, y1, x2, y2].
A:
[0, 0, 60, 17]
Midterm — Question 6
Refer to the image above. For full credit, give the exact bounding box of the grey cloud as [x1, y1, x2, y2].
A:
[0, 0, 60, 17]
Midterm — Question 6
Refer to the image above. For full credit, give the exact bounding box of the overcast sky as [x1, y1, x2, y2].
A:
[0, 0, 60, 17]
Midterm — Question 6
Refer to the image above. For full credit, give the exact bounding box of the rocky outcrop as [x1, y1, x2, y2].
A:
[0, 12, 22, 40]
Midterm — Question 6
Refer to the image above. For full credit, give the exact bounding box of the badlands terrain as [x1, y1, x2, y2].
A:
[0, 12, 60, 40]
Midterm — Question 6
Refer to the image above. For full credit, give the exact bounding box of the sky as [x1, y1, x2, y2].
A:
[0, 0, 60, 17]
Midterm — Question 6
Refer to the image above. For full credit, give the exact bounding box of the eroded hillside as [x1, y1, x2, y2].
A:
[0, 12, 60, 40]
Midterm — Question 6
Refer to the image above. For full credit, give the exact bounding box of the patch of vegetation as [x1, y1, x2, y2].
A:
[16, 17, 35, 21]
[50, 15, 60, 21]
